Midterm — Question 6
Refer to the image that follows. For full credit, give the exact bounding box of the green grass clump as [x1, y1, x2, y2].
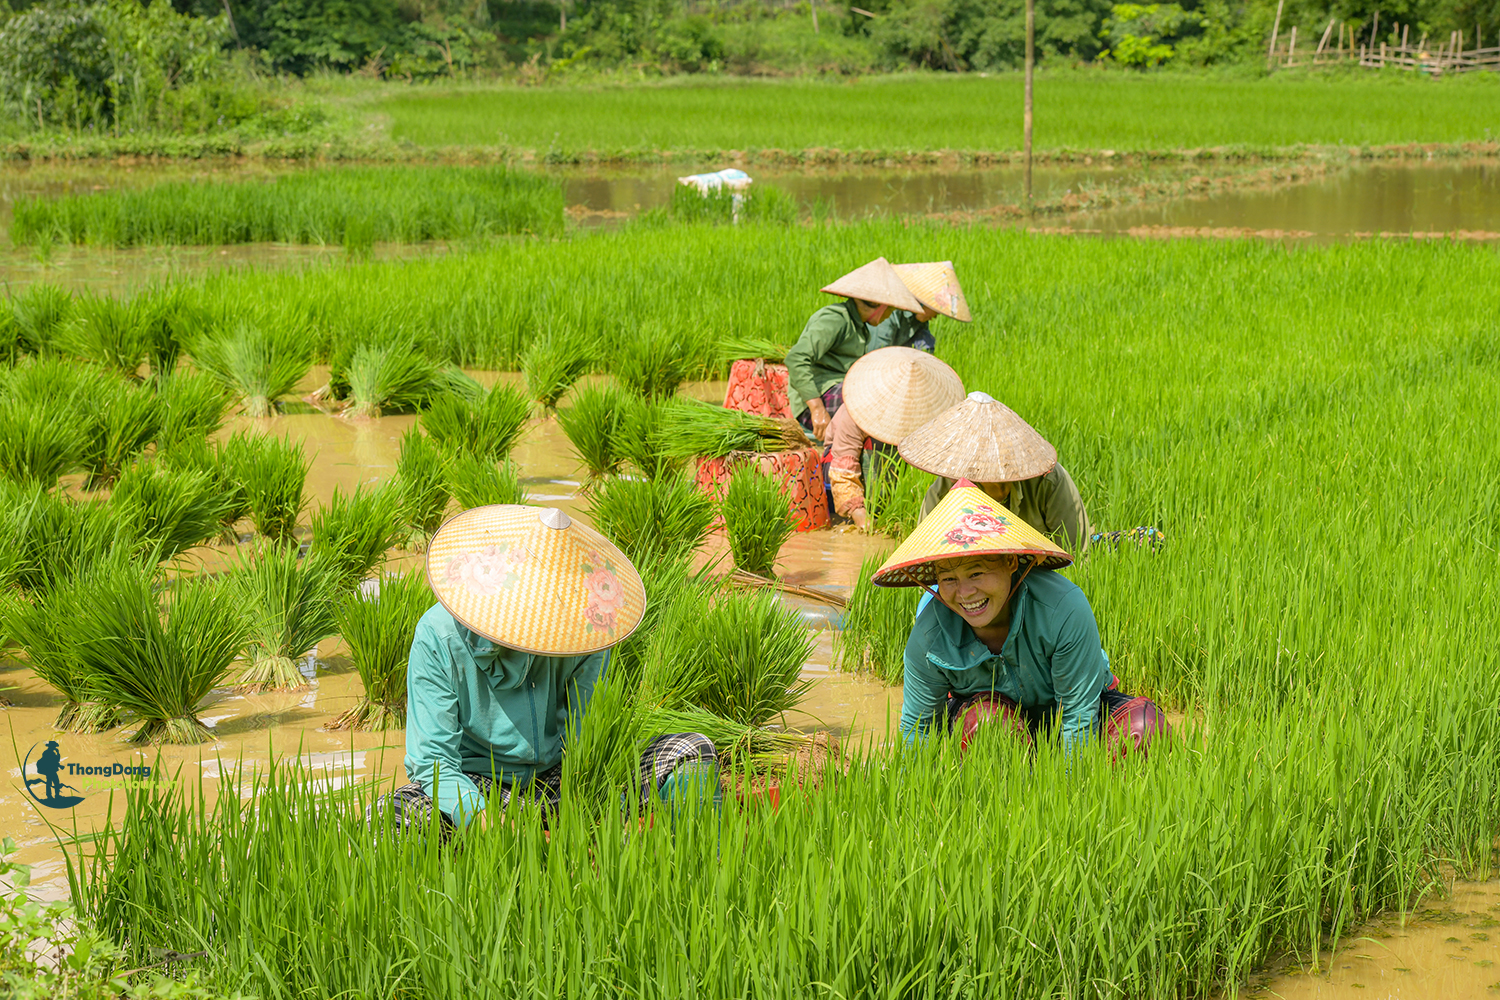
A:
[232, 545, 342, 692]
[659, 183, 797, 226]
[654, 398, 806, 461]
[308, 484, 405, 589]
[865, 454, 931, 539]
[584, 473, 716, 568]
[110, 461, 234, 561]
[615, 394, 680, 480]
[155, 370, 231, 451]
[616, 329, 690, 400]
[341, 342, 448, 419]
[2, 485, 132, 592]
[9, 284, 73, 355]
[556, 382, 626, 481]
[419, 382, 531, 462]
[218, 432, 308, 545]
[59, 294, 153, 380]
[833, 551, 920, 685]
[446, 454, 526, 510]
[10, 166, 565, 248]
[722, 463, 796, 578]
[395, 428, 451, 537]
[717, 337, 789, 364]
[191, 323, 312, 418]
[521, 335, 593, 410]
[328, 570, 434, 731]
[8, 570, 123, 733]
[79, 377, 163, 489]
[0, 396, 83, 487]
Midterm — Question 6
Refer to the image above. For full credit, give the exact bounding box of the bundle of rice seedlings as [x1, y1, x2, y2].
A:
[395, 427, 450, 537]
[131, 285, 202, 380]
[70, 560, 251, 743]
[420, 381, 531, 461]
[521, 334, 593, 409]
[556, 382, 626, 481]
[155, 371, 231, 451]
[0, 310, 20, 366]
[219, 432, 308, 545]
[616, 329, 689, 399]
[716, 337, 790, 365]
[157, 436, 249, 541]
[10, 284, 73, 355]
[80, 377, 164, 489]
[606, 556, 712, 688]
[0, 396, 83, 487]
[327, 569, 434, 730]
[832, 552, 921, 686]
[5, 485, 132, 592]
[342, 342, 447, 419]
[61, 293, 151, 379]
[653, 398, 808, 461]
[8, 572, 122, 732]
[584, 473, 716, 567]
[866, 455, 931, 538]
[110, 461, 234, 561]
[615, 394, 679, 480]
[722, 463, 797, 578]
[447, 453, 526, 509]
[190, 322, 312, 418]
[308, 484, 405, 589]
[232, 544, 342, 691]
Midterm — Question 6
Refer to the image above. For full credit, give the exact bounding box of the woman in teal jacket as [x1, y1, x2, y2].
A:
[377, 504, 716, 840]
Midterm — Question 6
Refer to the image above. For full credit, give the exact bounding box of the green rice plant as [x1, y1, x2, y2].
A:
[308, 484, 405, 589]
[155, 370, 231, 451]
[157, 437, 249, 542]
[584, 472, 715, 568]
[865, 453, 931, 539]
[615, 393, 680, 480]
[615, 328, 689, 400]
[395, 427, 451, 537]
[130, 285, 204, 381]
[327, 569, 434, 731]
[664, 183, 797, 226]
[110, 461, 234, 562]
[218, 432, 308, 545]
[79, 377, 163, 489]
[7, 571, 122, 732]
[654, 397, 807, 461]
[556, 382, 626, 481]
[232, 544, 342, 692]
[9, 284, 72, 355]
[419, 381, 531, 462]
[832, 551, 920, 685]
[0, 396, 83, 487]
[342, 342, 448, 419]
[3, 485, 132, 593]
[69, 560, 251, 744]
[721, 463, 797, 578]
[521, 334, 593, 410]
[446, 454, 526, 510]
[190, 322, 313, 418]
[60, 294, 151, 379]
[0, 310, 19, 367]
[716, 337, 789, 364]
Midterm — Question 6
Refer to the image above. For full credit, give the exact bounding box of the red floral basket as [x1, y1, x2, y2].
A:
[695, 446, 829, 532]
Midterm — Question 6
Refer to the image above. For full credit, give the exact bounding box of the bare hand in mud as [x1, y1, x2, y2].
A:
[807, 400, 830, 441]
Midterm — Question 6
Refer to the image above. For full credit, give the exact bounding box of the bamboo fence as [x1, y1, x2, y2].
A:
[1266, 13, 1500, 74]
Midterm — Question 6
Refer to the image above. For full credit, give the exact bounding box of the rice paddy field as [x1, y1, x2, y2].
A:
[3, 169, 1500, 996]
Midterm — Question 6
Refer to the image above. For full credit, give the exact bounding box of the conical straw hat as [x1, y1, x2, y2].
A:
[898, 391, 1057, 483]
[872, 479, 1072, 587]
[893, 261, 971, 322]
[841, 347, 966, 446]
[427, 505, 646, 656]
[821, 257, 924, 313]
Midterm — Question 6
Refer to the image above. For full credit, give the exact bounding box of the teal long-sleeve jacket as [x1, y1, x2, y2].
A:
[403, 604, 605, 828]
[898, 569, 1111, 749]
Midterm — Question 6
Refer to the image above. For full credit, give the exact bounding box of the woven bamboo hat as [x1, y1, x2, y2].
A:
[426, 505, 646, 655]
[841, 347, 966, 446]
[898, 391, 1057, 483]
[893, 261, 971, 322]
[821, 257, 925, 313]
[873, 480, 1072, 587]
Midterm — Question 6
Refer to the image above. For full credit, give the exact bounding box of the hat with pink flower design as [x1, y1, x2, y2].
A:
[871, 480, 1071, 587]
[426, 505, 646, 655]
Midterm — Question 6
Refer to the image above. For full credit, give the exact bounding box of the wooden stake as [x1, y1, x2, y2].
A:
[1369, 10, 1379, 50]
[810, 0, 819, 34]
[1317, 19, 1335, 56]
[1288, 26, 1298, 64]
[1023, 0, 1035, 215]
[1268, 0, 1285, 69]
[1402, 23, 1409, 48]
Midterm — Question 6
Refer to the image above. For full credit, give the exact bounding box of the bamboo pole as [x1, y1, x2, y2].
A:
[1288, 26, 1298, 65]
[1268, 0, 1285, 69]
[810, 0, 818, 34]
[1317, 19, 1335, 56]
[1369, 10, 1380, 50]
[1023, 0, 1035, 215]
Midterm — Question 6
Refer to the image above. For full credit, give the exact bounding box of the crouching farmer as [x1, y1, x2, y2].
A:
[375, 504, 717, 841]
[875, 482, 1168, 757]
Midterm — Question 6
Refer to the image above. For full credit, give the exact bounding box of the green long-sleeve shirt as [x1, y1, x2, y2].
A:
[403, 604, 605, 828]
[899, 569, 1111, 749]
[784, 300, 869, 418]
[920, 463, 1091, 554]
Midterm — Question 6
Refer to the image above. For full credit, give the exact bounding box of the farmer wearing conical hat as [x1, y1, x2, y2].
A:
[874, 483, 1169, 755]
[904, 391, 1092, 554]
[376, 505, 718, 841]
[786, 257, 924, 441]
[828, 346, 965, 530]
[866, 260, 972, 355]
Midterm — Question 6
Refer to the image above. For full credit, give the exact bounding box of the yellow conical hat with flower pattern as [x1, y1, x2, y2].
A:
[872, 480, 1071, 587]
[426, 505, 646, 655]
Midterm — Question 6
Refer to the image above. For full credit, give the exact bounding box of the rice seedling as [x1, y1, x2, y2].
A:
[68, 559, 251, 744]
[446, 454, 526, 509]
[154, 370, 231, 451]
[7, 569, 122, 732]
[218, 432, 308, 545]
[395, 427, 451, 537]
[660, 182, 798, 226]
[327, 569, 434, 731]
[79, 377, 163, 489]
[157, 437, 249, 542]
[716, 337, 789, 364]
[653, 397, 808, 461]
[521, 334, 593, 410]
[3, 485, 132, 593]
[231, 544, 342, 692]
[307, 484, 405, 589]
[0, 396, 83, 487]
[721, 463, 797, 578]
[419, 382, 531, 462]
[110, 461, 234, 562]
[864, 452, 931, 538]
[556, 382, 626, 481]
[341, 341, 448, 419]
[190, 322, 312, 418]
[584, 472, 716, 568]
[832, 551, 919, 685]
[615, 328, 689, 400]
[9, 283, 72, 356]
[59, 294, 152, 379]
[614, 393, 680, 480]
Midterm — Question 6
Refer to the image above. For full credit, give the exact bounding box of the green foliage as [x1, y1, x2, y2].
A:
[0, 395, 83, 486]
[722, 463, 797, 578]
[190, 322, 313, 418]
[1, 483, 133, 593]
[615, 328, 690, 400]
[111, 461, 234, 561]
[556, 382, 626, 480]
[308, 483, 404, 588]
[79, 377, 163, 489]
[833, 551, 920, 684]
[7, 565, 124, 732]
[232, 543, 342, 691]
[342, 342, 447, 419]
[395, 426, 451, 536]
[584, 472, 716, 567]
[218, 431, 308, 544]
[419, 381, 532, 462]
[659, 182, 798, 226]
[654, 398, 806, 461]
[865, 451, 930, 538]
[615, 393, 680, 480]
[521, 334, 593, 409]
[9, 284, 73, 355]
[60, 294, 151, 378]
[155, 370, 231, 451]
[446, 453, 527, 509]
[1101, 3, 1197, 66]
[330, 569, 433, 730]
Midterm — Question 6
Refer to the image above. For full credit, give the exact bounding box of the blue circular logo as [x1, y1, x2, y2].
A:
[21, 742, 86, 810]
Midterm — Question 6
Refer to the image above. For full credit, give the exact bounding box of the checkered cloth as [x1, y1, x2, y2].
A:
[374, 732, 717, 843]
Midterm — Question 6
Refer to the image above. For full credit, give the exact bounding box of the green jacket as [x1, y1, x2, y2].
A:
[785, 300, 869, 417]
[899, 570, 1111, 749]
[920, 464, 1091, 554]
[404, 604, 605, 828]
